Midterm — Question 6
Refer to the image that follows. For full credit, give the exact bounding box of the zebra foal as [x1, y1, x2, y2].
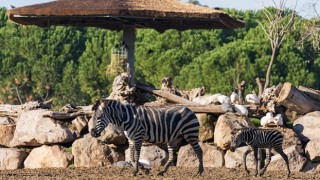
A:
[90, 99, 203, 176]
[230, 127, 290, 177]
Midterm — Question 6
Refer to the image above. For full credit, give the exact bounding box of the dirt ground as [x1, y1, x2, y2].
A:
[0, 166, 319, 180]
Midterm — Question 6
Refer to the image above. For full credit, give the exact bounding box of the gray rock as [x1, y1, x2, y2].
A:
[88, 118, 127, 145]
[71, 116, 88, 135]
[268, 145, 307, 172]
[0, 148, 28, 170]
[24, 145, 73, 169]
[125, 144, 167, 167]
[225, 146, 256, 169]
[113, 161, 133, 167]
[10, 109, 77, 147]
[293, 111, 320, 142]
[0, 124, 15, 147]
[0, 117, 14, 125]
[214, 113, 255, 150]
[72, 135, 125, 167]
[177, 143, 223, 168]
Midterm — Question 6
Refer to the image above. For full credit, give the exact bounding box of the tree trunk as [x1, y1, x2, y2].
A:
[264, 47, 278, 91]
[237, 81, 246, 105]
[298, 85, 320, 101]
[256, 77, 264, 98]
[276, 82, 320, 114]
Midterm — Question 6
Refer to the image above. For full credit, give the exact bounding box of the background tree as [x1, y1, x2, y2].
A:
[258, 0, 296, 91]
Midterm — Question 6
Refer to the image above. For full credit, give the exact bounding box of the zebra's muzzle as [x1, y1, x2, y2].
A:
[230, 147, 235, 152]
[90, 129, 100, 138]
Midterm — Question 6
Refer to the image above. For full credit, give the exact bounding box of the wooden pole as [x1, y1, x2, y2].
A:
[123, 25, 135, 86]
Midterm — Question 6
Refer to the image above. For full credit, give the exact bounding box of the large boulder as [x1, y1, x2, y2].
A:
[196, 113, 216, 142]
[293, 111, 320, 142]
[268, 145, 307, 172]
[224, 146, 256, 169]
[214, 113, 255, 150]
[88, 118, 127, 145]
[125, 144, 168, 167]
[10, 109, 77, 147]
[280, 128, 303, 153]
[0, 148, 28, 170]
[72, 135, 125, 167]
[305, 139, 320, 162]
[24, 145, 73, 168]
[177, 143, 223, 168]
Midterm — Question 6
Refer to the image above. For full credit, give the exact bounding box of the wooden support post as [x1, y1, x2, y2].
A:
[123, 25, 136, 86]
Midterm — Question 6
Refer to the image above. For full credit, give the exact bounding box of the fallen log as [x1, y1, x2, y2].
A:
[277, 82, 320, 114]
[136, 85, 195, 105]
[144, 102, 260, 117]
[144, 102, 224, 114]
[0, 100, 52, 113]
[298, 85, 320, 102]
[44, 111, 92, 120]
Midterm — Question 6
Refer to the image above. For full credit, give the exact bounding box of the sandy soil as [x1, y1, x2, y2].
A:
[0, 166, 319, 180]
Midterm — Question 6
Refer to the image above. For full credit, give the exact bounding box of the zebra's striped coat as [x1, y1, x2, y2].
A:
[230, 128, 290, 177]
[90, 99, 203, 176]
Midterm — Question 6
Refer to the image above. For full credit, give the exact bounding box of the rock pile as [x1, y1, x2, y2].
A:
[0, 101, 320, 175]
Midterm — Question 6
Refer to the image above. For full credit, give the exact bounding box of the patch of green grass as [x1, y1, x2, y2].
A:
[250, 118, 261, 127]
[286, 122, 293, 129]
[66, 146, 72, 153]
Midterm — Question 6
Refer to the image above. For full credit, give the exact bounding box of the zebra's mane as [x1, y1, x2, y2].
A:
[233, 127, 282, 135]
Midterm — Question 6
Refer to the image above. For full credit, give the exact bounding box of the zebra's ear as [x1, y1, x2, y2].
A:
[92, 99, 101, 111]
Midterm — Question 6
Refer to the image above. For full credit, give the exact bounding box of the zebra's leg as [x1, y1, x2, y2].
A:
[187, 140, 203, 176]
[129, 142, 135, 163]
[132, 140, 143, 176]
[243, 147, 252, 176]
[260, 148, 271, 176]
[157, 144, 178, 176]
[253, 148, 259, 177]
[275, 148, 291, 177]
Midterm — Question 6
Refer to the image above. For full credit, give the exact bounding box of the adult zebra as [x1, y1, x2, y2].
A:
[90, 99, 203, 176]
[230, 127, 290, 177]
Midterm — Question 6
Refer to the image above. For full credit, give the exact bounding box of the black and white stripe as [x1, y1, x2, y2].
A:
[230, 127, 290, 177]
[90, 99, 203, 176]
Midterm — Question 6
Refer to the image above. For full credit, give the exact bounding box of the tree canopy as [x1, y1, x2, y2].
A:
[0, 7, 319, 107]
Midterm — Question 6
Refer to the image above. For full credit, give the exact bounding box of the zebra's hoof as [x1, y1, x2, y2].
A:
[132, 170, 138, 176]
[143, 169, 150, 175]
[157, 171, 165, 176]
[245, 170, 250, 176]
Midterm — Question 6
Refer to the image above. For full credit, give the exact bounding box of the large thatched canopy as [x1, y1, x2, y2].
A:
[7, 0, 244, 85]
[7, 0, 244, 32]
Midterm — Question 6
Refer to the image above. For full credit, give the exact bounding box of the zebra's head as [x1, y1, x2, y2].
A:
[90, 99, 115, 138]
[229, 128, 243, 152]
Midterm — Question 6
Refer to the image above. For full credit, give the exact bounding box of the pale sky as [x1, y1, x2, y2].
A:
[1, 0, 319, 18]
